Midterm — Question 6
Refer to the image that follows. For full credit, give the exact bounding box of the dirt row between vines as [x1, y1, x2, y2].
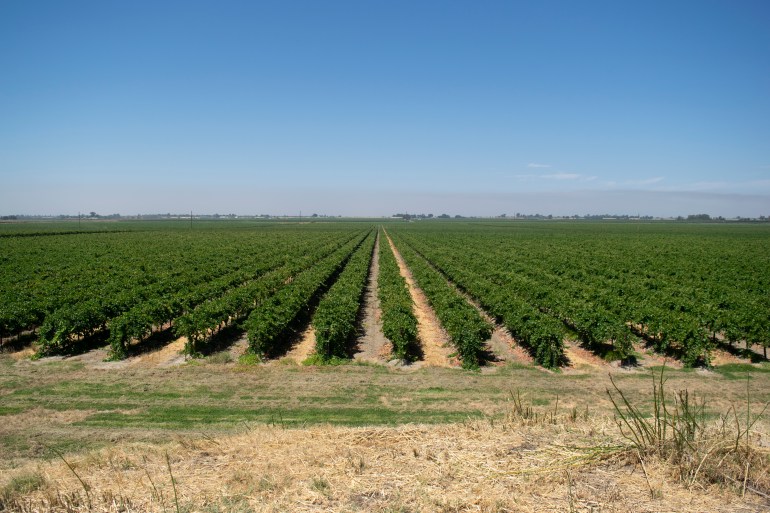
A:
[384, 232, 456, 367]
[283, 232, 392, 365]
[351, 232, 393, 364]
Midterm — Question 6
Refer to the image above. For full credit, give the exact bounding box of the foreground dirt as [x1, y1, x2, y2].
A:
[2, 416, 767, 513]
[3, 349, 770, 512]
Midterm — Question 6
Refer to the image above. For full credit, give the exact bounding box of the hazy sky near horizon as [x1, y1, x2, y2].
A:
[1, 0, 769, 217]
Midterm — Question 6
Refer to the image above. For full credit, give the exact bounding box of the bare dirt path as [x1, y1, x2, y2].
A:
[562, 339, 608, 371]
[227, 332, 249, 360]
[132, 337, 187, 367]
[440, 282, 535, 369]
[284, 325, 316, 364]
[34, 346, 130, 370]
[628, 342, 684, 370]
[353, 232, 392, 364]
[484, 326, 535, 368]
[384, 231, 454, 367]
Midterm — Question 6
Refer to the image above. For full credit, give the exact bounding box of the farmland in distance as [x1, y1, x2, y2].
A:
[2, 218, 770, 512]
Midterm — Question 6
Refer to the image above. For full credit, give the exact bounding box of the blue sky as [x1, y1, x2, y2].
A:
[1, 0, 768, 217]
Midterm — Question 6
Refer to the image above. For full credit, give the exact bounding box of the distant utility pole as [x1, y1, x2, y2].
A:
[190, 210, 193, 229]
[78, 211, 81, 229]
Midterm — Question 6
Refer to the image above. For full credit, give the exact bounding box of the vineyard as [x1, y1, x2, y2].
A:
[1, 219, 769, 369]
[391, 222, 770, 368]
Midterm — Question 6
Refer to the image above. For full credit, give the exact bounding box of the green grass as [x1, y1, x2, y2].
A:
[0, 434, 31, 455]
[711, 362, 770, 380]
[207, 351, 234, 364]
[4, 350, 770, 475]
[302, 354, 353, 366]
[1, 471, 46, 497]
[12, 383, 179, 402]
[0, 433, 105, 464]
[237, 353, 261, 365]
[0, 360, 499, 436]
[76, 405, 486, 428]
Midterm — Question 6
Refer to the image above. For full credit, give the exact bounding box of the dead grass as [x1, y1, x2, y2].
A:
[3, 352, 770, 511]
[608, 367, 770, 500]
[5, 407, 94, 427]
[5, 346, 770, 511]
[2, 405, 768, 512]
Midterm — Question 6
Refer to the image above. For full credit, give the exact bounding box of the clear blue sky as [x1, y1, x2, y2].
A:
[1, 0, 768, 217]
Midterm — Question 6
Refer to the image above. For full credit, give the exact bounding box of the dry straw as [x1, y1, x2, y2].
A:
[2, 374, 769, 512]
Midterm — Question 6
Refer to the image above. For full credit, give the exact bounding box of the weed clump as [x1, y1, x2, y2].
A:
[0, 472, 46, 507]
[207, 351, 233, 364]
[607, 366, 770, 496]
[237, 352, 261, 365]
